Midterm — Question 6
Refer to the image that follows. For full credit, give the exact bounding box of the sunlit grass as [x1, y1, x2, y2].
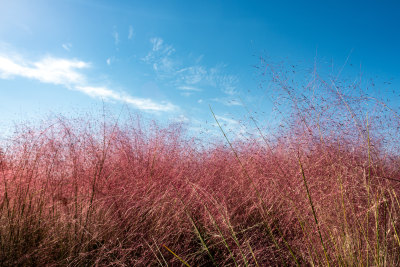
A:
[0, 61, 399, 266]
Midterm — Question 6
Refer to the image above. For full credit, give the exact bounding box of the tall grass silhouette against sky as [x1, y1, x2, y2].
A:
[1, 0, 400, 266]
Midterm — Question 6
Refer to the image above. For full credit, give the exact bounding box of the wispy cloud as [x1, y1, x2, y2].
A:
[62, 43, 72, 52]
[113, 30, 120, 45]
[207, 65, 239, 95]
[123, 95, 176, 112]
[142, 37, 239, 97]
[176, 66, 207, 85]
[128, 25, 134, 40]
[180, 92, 193, 97]
[215, 115, 239, 126]
[75, 86, 120, 99]
[142, 37, 176, 75]
[173, 114, 189, 123]
[151, 37, 165, 52]
[212, 97, 242, 106]
[106, 57, 115, 66]
[214, 115, 248, 139]
[76, 86, 177, 111]
[178, 85, 202, 92]
[0, 51, 177, 112]
[218, 75, 238, 95]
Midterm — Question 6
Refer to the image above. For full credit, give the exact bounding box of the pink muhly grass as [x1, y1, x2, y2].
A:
[0, 60, 399, 266]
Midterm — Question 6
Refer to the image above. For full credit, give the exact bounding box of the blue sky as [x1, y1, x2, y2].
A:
[0, 0, 399, 140]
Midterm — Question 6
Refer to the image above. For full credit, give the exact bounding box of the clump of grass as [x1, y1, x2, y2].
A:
[0, 59, 399, 266]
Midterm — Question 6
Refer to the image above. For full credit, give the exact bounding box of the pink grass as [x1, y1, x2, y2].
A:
[1, 62, 400, 266]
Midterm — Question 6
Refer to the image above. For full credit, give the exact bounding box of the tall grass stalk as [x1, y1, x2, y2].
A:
[163, 245, 191, 267]
[297, 155, 330, 266]
[210, 105, 300, 266]
[187, 182, 239, 266]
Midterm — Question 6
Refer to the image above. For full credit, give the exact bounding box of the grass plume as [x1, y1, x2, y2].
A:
[0, 59, 399, 266]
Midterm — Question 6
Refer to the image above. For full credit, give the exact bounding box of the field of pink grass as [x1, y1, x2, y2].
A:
[1, 63, 400, 266]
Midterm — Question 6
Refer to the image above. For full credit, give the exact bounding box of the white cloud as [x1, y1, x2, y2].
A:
[174, 114, 189, 123]
[176, 66, 207, 85]
[75, 86, 120, 99]
[181, 92, 193, 97]
[142, 37, 240, 97]
[151, 37, 164, 51]
[113, 30, 120, 45]
[207, 66, 238, 95]
[76, 86, 177, 112]
[178, 85, 202, 92]
[214, 115, 248, 139]
[0, 54, 88, 85]
[122, 95, 177, 111]
[220, 75, 238, 95]
[0, 51, 177, 113]
[128, 25, 134, 40]
[62, 43, 72, 52]
[215, 115, 239, 126]
[143, 38, 176, 74]
[106, 57, 114, 65]
[212, 97, 242, 106]
[143, 38, 209, 90]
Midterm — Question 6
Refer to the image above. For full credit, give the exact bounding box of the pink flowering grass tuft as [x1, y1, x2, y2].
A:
[1, 62, 400, 266]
